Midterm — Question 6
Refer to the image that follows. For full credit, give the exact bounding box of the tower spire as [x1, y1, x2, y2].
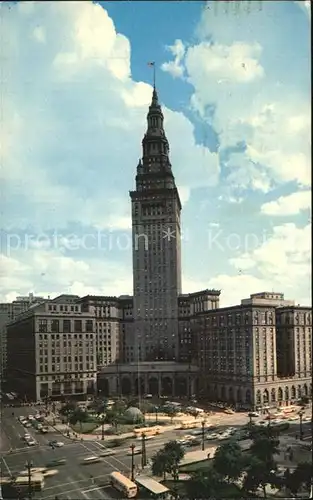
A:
[147, 61, 156, 89]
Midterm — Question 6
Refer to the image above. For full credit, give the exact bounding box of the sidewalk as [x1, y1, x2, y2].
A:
[44, 412, 178, 443]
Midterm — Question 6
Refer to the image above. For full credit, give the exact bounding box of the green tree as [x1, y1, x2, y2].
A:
[105, 409, 119, 430]
[249, 425, 280, 467]
[163, 406, 179, 423]
[163, 440, 185, 480]
[185, 468, 223, 499]
[88, 398, 108, 415]
[213, 441, 246, 483]
[59, 401, 77, 417]
[151, 450, 172, 480]
[243, 456, 274, 498]
[112, 399, 127, 415]
[69, 408, 89, 431]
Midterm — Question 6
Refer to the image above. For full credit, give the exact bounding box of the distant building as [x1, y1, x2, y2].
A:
[194, 292, 312, 409]
[6, 295, 97, 401]
[0, 293, 45, 379]
[130, 87, 182, 362]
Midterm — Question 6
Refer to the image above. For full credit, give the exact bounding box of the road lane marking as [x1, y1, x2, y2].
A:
[1, 456, 11, 475]
[43, 473, 111, 491]
[82, 486, 103, 493]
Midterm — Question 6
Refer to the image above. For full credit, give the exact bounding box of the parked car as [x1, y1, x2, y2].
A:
[49, 440, 64, 447]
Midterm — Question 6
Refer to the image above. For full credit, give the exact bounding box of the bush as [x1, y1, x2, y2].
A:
[103, 428, 116, 436]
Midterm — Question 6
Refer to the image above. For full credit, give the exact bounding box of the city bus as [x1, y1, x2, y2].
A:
[179, 420, 201, 430]
[14, 474, 45, 491]
[109, 471, 137, 498]
[135, 476, 170, 499]
[133, 426, 160, 438]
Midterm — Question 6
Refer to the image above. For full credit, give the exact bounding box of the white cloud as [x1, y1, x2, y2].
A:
[185, 42, 264, 86]
[161, 5, 310, 196]
[161, 39, 185, 78]
[261, 190, 311, 216]
[0, 249, 132, 303]
[1, 2, 219, 232]
[230, 223, 311, 290]
[294, 0, 311, 19]
[33, 26, 46, 43]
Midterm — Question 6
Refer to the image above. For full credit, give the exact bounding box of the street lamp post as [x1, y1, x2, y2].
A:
[201, 420, 205, 451]
[155, 406, 158, 424]
[130, 443, 135, 482]
[25, 460, 33, 500]
[141, 433, 147, 469]
[299, 410, 304, 440]
[101, 419, 105, 440]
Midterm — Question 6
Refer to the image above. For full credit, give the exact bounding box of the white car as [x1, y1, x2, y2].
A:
[206, 433, 219, 440]
[27, 439, 37, 446]
[127, 448, 142, 455]
[82, 456, 102, 464]
[55, 441, 64, 447]
[249, 412, 260, 418]
[99, 449, 116, 457]
[42, 469, 59, 478]
[23, 433, 31, 441]
[19, 467, 47, 476]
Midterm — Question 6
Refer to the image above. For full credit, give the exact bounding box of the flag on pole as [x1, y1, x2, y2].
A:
[147, 62, 156, 87]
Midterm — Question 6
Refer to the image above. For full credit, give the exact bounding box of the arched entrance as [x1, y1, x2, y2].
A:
[175, 377, 187, 397]
[97, 377, 109, 397]
[246, 389, 251, 404]
[221, 386, 226, 401]
[134, 377, 145, 396]
[121, 377, 131, 396]
[213, 385, 218, 400]
[256, 390, 261, 406]
[148, 377, 159, 396]
[285, 387, 289, 402]
[291, 386, 296, 399]
[271, 388, 276, 403]
[161, 377, 173, 396]
[237, 388, 242, 403]
[303, 384, 308, 396]
[263, 389, 269, 405]
[297, 385, 302, 399]
[228, 387, 234, 403]
[278, 387, 283, 402]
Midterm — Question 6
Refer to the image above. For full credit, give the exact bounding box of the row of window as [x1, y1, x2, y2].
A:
[38, 319, 93, 333]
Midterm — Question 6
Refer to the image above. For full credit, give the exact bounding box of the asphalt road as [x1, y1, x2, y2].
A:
[1, 405, 311, 499]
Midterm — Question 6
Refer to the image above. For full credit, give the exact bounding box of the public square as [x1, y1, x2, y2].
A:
[1, 403, 311, 499]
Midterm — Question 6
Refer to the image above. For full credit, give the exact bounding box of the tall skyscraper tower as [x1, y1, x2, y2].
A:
[130, 88, 182, 362]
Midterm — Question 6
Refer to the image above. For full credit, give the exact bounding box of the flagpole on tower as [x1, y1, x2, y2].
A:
[147, 61, 156, 88]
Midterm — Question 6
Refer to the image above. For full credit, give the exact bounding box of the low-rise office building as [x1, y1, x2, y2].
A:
[194, 292, 312, 409]
[7, 295, 97, 401]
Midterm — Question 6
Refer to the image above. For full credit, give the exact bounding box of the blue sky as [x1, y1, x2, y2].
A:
[0, 0, 311, 306]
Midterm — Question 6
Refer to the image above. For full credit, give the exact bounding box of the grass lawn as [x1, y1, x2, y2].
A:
[162, 479, 253, 498]
[179, 460, 212, 473]
[70, 422, 100, 433]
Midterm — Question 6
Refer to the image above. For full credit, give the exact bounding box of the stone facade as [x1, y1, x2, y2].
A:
[193, 292, 312, 409]
[130, 88, 182, 363]
[6, 295, 97, 401]
[0, 293, 45, 379]
[97, 361, 199, 398]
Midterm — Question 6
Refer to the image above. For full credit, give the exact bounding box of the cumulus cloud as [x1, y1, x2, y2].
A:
[161, 39, 186, 78]
[1, 1, 219, 232]
[261, 190, 311, 216]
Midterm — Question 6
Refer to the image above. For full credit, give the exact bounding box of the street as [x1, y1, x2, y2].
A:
[1, 405, 311, 499]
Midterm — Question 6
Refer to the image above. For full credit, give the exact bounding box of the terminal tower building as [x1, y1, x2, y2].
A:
[130, 87, 182, 363]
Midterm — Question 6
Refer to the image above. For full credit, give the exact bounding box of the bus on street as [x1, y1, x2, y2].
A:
[110, 471, 137, 498]
[135, 476, 170, 499]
